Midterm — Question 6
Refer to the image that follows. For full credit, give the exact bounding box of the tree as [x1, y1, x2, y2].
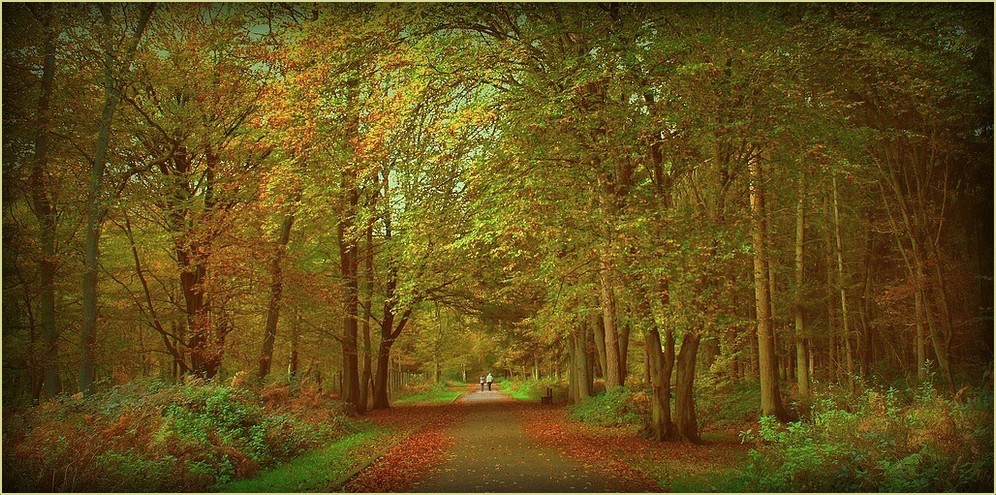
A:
[25, 3, 62, 398]
[80, 3, 155, 394]
[749, 154, 790, 420]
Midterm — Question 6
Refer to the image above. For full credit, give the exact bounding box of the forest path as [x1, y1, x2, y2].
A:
[407, 389, 635, 493]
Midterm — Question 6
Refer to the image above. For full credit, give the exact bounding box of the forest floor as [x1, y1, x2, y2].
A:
[339, 386, 748, 492]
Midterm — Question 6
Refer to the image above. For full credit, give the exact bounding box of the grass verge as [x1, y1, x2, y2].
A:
[393, 387, 463, 405]
[216, 424, 388, 492]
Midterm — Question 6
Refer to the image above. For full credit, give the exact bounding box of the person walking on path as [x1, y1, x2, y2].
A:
[486, 372, 493, 391]
[479, 375, 485, 391]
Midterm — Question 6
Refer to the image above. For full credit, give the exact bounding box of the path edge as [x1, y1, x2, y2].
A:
[326, 429, 410, 492]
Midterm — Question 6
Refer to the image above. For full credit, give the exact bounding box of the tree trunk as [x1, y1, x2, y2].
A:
[80, 4, 155, 394]
[643, 317, 675, 441]
[584, 325, 595, 391]
[258, 213, 294, 380]
[643, 346, 651, 386]
[925, 240, 956, 391]
[121, 214, 187, 375]
[749, 155, 789, 421]
[618, 319, 631, 385]
[591, 307, 607, 379]
[372, 297, 412, 409]
[915, 290, 927, 381]
[599, 255, 623, 389]
[178, 151, 223, 379]
[824, 195, 839, 384]
[337, 172, 361, 410]
[31, 5, 61, 397]
[359, 225, 374, 412]
[568, 338, 577, 403]
[882, 165, 954, 390]
[794, 175, 810, 396]
[859, 221, 875, 379]
[370, 167, 413, 410]
[373, 337, 393, 409]
[831, 176, 856, 393]
[572, 324, 591, 402]
[674, 333, 701, 443]
[289, 311, 300, 378]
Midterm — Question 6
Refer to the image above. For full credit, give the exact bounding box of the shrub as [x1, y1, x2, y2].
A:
[2, 378, 355, 492]
[568, 386, 648, 428]
[737, 384, 994, 492]
[92, 450, 175, 492]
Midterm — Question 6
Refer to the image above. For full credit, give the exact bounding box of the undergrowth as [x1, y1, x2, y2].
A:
[737, 384, 994, 492]
[2, 376, 357, 492]
[216, 426, 385, 492]
[568, 386, 649, 428]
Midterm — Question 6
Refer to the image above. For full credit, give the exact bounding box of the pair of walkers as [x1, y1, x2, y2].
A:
[478, 373, 493, 392]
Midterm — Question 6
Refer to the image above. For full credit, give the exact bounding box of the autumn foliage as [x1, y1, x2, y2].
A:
[1, 2, 992, 492]
[2, 380, 355, 492]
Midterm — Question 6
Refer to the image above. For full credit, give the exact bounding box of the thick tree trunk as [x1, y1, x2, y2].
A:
[591, 308, 607, 379]
[599, 255, 623, 389]
[749, 155, 789, 420]
[643, 346, 651, 386]
[584, 326, 595, 390]
[794, 175, 810, 396]
[373, 339, 393, 409]
[572, 324, 591, 402]
[337, 176, 361, 410]
[31, 6, 61, 397]
[179, 249, 210, 376]
[618, 320, 631, 385]
[643, 317, 675, 441]
[258, 213, 294, 380]
[372, 299, 412, 409]
[568, 339, 577, 403]
[183, 151, 224, 380]
[81, 4, 155, 394]
[674, 333, 701, 443]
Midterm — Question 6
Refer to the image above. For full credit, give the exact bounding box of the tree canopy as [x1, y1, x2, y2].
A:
[3, 3, 992, 441]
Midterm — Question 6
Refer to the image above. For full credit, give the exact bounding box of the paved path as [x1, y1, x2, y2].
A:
[410, 390, 630, 492]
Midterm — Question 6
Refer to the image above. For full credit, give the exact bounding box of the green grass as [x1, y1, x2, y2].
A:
[393, 386, 464, 405]
[215, 425, 387, 492]
[504, 382, 533, 401]
[507, 389, 532, 401]
[667, 466, 747, 492]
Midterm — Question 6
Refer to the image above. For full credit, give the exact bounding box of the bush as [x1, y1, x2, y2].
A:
[737, 384, 994, 492]
[92, 450, 176, 492]
[568, 386, 649, 428]
[2, 378, 355, 492]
